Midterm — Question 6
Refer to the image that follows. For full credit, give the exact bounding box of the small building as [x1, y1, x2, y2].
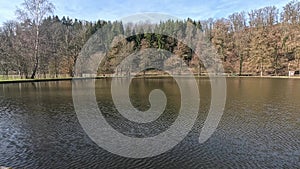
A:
[289, 70, 300, 76]
[289, 71, 295, 76]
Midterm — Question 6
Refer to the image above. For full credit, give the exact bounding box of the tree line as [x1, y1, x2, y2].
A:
[1, 0, 300, 78]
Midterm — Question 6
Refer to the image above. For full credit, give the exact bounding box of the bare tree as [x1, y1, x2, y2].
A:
[16, 0, 55, 79]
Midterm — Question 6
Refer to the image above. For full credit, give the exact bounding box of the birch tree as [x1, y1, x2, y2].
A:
[16, 0, 55, 79]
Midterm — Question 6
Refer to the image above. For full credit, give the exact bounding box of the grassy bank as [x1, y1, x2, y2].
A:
[1, 75, 300, 84]
[0, 77, 73, 84]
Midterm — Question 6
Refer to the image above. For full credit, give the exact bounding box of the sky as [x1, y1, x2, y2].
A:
[0, 0, 293, 25]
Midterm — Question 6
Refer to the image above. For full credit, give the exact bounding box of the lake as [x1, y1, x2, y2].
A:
[0, 78, 299, 168]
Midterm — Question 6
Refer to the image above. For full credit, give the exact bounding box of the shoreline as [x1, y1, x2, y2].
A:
[1, 75, 300, 84]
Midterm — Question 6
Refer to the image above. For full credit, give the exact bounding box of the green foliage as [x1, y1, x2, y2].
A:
[2, 0, 300, 77]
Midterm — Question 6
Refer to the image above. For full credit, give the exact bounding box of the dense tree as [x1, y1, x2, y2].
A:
[281, 0, 300, 24]
[2, 0, 300, 77]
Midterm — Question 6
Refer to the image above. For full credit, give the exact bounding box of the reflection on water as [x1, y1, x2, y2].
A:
[0, 78, 299, 168]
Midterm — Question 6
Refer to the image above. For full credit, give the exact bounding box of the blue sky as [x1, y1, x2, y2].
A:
[0, 0, 292, 24]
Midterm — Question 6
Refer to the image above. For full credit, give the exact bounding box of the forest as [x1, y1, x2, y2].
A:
[1, 0, 300, 79]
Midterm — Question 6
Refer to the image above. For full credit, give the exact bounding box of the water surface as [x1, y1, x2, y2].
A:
[0, 78, 299, 168]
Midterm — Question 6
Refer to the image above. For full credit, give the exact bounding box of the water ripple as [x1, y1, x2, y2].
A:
[0, 79, 299, 168]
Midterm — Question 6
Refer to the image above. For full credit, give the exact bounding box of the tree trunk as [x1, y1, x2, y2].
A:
[274, 49, 279, 76]
[260, 58, 263, 77]
[297, 58, 300, 76]
[275, 60, 278, 76]
[31, 24, 40, 79]
[31, 57, 38, 79]
[239, 53, 243, 76]
[5, 70, 9, 80]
